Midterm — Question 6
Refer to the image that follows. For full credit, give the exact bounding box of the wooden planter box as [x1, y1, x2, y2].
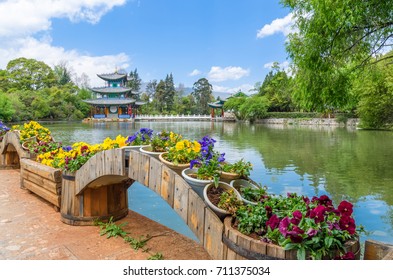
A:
[20, 158, 62, 211]
[223, 217, 361, 260]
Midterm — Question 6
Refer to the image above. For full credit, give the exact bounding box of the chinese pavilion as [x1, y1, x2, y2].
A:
[208, 98, 226, 118]
[84, 72, 145, 119]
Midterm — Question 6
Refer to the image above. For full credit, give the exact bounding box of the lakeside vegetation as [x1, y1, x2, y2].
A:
[0, 1, 392, 129]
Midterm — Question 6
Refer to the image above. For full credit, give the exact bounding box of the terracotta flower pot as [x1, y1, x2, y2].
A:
[159, 152, 190, 175]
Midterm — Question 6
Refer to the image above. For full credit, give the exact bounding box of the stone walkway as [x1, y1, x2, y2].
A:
[0, 169, 211, 260]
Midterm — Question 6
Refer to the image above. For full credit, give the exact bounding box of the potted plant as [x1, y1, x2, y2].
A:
[159, 139, 201, 174]
[220, 158, 253, 182]
[124, 128, 153, 150]
[140, 130, 181, 159]
[203, 181, 242, 219]
[181, 135, 224, 197]
[230, 179, 267, 205]
[231, 193, 361, 260]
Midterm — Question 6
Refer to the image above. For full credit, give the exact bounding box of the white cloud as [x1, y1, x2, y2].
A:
[0, 0, 127, 37]
[0, 0, 129, 87]
[263, 60, 290, 70]
[263, 60, 294, 76]
[208, 66, 250, 82]
[212, 84, 254, 94]
[257, 13, 295, 39]
[0, 37, 129, 87]
[189, 69, 202, 76]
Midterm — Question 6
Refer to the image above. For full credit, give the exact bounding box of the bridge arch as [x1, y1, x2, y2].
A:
[60, 148, 223, 259]
[0, 131, 30, 169]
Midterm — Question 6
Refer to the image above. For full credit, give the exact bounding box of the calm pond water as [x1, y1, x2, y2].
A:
[44, 121, 393, 245]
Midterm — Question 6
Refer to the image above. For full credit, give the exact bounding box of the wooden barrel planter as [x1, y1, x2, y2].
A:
[60, 171, 134, 226]
[223, 217, 361, 260]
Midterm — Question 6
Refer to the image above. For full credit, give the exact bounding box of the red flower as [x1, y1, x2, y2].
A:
[339, 216, 356, 235]
[290, 210, 302, 225]
[309, 205, 326, 223]
[279, 217, 290, 237]
[338, 200, 353, 217]
[266, 214, 280, 230]
[335, 252, 355, 260]
[287, 226, 305, 243]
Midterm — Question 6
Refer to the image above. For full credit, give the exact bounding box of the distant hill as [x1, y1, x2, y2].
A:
[139, 83, 233, 100]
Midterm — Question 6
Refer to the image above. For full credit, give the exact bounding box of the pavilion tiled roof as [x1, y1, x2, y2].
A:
[97, 73, 127, 81]
[83, 98, 136, 106]
[89, 86, 131, 94]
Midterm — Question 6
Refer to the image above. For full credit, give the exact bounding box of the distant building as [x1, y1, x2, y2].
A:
[208, 98, 226, 117]
[83, 72, 145, 119]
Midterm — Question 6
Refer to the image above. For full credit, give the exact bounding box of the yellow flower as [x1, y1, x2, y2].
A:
[176, 141, 185, 151]
[193, 141, 201, 153]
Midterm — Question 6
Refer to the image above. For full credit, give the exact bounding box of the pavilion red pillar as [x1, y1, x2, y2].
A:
[221, 108, 224, 117]
[211, 108, 215, 118]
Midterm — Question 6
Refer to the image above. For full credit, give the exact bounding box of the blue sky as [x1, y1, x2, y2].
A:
[0, 0, 294, 93]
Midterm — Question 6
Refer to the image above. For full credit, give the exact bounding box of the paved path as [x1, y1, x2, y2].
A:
[0, 169, 211, 260]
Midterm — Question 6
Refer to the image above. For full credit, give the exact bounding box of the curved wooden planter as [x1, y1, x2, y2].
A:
[60, 171, 132, 226]
[223, 217, 361, 260]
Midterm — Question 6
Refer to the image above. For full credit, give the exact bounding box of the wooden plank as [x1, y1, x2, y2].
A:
[173, 176, 190, 223]
[138, 153, 150, 186]
[364, 239, 393, 260]
[236, 231, 251, 260]
[114, 148, 125, 176]
[148, 157, 162, 194]
[160, 165, 175, 207]
[187, 190, 206, 244]
[226, 227, 238, 260]
[128, 150, 140, 181]
[24, 180, 60, 207]
[21, 169, 61, 195]
[20, 158, 62, 182]
[203, 207, 224, 260]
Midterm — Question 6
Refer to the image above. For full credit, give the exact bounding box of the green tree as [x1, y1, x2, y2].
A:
[0, 91, 15, 121]
[239, 95, 270, 122]
[259, 63, 294, 112]
[192, 78, 214, 114]
[281, 0, 393, 113]
[6, 57, 56, 91]
[154, 80, 166, 112]
[54, 62, 74, 86]
[352, 58, 393, 129]
[223, 95, 248, 120]
[145, 79, 157, 100]
[127, 68, 142, 97]
[164, 73, 176, 112]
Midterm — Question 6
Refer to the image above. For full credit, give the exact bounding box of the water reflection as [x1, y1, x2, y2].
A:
[46, 121, 393, 244]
